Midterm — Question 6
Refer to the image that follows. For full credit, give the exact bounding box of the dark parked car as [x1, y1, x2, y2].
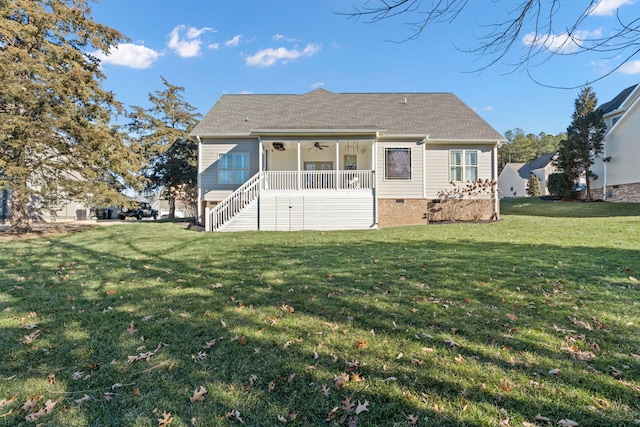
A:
[118, 202, 158, 220]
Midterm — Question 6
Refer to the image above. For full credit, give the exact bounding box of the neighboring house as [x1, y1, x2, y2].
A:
[498, 153, 557, 198]
[0, 185, 91, 222]
[498, 163, 528, 198]
[191, 89, 505, 231]
[590, 83, 640, 202]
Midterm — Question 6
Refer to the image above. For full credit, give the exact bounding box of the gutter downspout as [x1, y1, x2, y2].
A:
[373, 132, 379, 228]
[493, 141, 500, 220]
[602, 144, 607, 201]
[196, 135, 202, 225]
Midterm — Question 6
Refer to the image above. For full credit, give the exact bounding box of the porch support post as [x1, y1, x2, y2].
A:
[335, 140, 340, 190]
[297, 141, 301, 190]
[493, 142, 500, 220]
[258, 138, 263, 190]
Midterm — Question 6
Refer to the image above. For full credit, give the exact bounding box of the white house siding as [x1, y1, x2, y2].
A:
[376, 141, 425, 198]
[424, 144, 494, 199]
[257, 191, 375, 231]
[592, 101, 640, 200]
[199, 138, 260, 201]
[498, 164, 527, 198]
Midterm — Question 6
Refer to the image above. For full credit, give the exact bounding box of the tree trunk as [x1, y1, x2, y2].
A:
[168, 195, 176, 219]
[585, 165, 592, 201]
[8, 178, 31, 233]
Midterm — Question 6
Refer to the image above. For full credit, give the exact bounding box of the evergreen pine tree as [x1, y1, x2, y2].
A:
[0, 0, 139, 232]
[526, 173, 542, 197]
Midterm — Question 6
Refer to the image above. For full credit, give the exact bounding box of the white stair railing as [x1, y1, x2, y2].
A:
[207, 172, 262, 231]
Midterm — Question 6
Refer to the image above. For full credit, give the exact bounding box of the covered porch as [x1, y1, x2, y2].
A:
[258, 135, 377, 183]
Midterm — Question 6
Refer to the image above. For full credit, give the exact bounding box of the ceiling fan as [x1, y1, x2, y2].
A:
[312, 142, 329, 150]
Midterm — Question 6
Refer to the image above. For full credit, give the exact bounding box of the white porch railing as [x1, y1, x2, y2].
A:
[262, 170, 373, 191]
[205, 170, 374, 231]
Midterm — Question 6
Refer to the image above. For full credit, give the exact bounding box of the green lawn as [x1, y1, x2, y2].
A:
[1, 198, 639, 426]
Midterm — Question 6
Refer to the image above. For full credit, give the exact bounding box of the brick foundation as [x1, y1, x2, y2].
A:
[377, 198, 428, 227]
[426, 199, 497, 222]
[377, 198, 499, 226]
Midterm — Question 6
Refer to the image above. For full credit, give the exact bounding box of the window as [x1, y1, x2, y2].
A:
[385, 148, 411, 180]
[218, 152, 249, 184]
[450, 149, 478, 182]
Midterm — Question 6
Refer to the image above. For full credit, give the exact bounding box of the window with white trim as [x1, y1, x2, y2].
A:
[385, 147, 411, 180]
[218, 152, 249, 184]
[450, 149, 478, 182]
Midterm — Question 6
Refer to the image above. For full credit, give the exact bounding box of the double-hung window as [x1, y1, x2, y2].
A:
[450, 149, 478, 182]
[218, 152, 249, 184]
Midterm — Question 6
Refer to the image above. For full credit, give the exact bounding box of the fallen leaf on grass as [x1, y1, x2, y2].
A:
[354, 340, 368, 349]
[126, 322, 138, 335]
[158, 411, 174, 426]
[558, 419, 579, 426]
[355, 400, 369, 415]
[0, 395, 16, 411]
[444, 338, 460, 348]
[74, 395, 91, 404]
[189, 386, 207, 403]
[24, 330, 41, 344]
[405, 413, 419, 425]
[334, 373, 349, 389]
[321, 385, 330, 396]
[277, 414, 287, 423]
[342, 396, 356, 412]
[268, 381, 275, 392]
[225, 410, 244, 424]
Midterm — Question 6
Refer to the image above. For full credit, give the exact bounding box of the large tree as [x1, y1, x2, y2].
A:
[344, 1, 639, 84]
[127, 78, 200, 218]
[0, 0, 140, 232]
[554, 86, 607, 200]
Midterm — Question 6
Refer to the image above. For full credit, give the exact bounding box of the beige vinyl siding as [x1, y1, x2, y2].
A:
[199, 138, 259, 201]
[376, 141, 424, 198]
[425, 144, 494, 198]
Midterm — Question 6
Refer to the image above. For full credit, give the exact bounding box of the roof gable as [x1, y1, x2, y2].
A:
[191, 89, 504, 141]
[599, 84, 638, 115]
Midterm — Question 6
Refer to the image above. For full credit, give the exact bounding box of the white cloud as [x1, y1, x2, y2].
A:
[273, 34, 297, 42]
[619, 60, 640, 74]
[167, 25, 215, 58]
[311, 82, 325, 89]
[225, 35, 242, 47]
[522, 29, 602, 54]
[473, 106, 494, 112]
[208, 43, 220, 50]
[93, 43, 160, 69]
[245, 44, 321, 67]
[588, 0, 635, 16]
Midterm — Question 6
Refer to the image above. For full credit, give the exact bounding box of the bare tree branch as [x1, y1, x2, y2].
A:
[340, 1, 640, 87]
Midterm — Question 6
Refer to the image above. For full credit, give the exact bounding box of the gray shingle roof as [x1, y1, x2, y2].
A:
[599, 84, 638, 115]
[191, 89, 504, 141]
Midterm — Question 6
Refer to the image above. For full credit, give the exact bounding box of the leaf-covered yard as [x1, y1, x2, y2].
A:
[1, 199, 639, 426]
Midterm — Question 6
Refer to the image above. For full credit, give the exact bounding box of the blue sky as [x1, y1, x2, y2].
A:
[91, 0, 640, 136]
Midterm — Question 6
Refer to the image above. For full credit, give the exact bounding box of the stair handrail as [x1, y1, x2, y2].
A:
[208, 172, 262, 230]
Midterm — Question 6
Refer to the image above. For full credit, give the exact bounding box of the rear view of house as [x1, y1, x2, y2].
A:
[191, 89, 504, 231]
